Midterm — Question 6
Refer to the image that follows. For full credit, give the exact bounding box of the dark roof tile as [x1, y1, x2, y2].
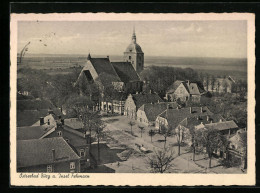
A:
[17, 137, 80, 168]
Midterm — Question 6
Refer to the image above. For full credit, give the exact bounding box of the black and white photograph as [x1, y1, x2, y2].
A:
[10, 13, 255, 186]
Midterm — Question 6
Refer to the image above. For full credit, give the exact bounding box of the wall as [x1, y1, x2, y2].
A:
[136, 109, 149, 126]
[124, 95, 137, 119]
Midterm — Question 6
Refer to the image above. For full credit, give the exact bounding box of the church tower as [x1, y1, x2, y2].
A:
[124, 27, 144, 74]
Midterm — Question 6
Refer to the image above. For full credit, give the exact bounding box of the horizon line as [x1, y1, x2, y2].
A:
[17, 53, 247, 60]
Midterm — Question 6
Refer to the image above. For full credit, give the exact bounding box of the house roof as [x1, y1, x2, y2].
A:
[17, 99, 55, 111]
[139, 102, 178, 122]
[111, 62, 140, 83]
[131, 93, 164, 109]
[166, 80, 205, 95]
[180, 114, 225, 129]
[17, 125, 54, 140]
[17, 108, 62, 127]
[158, 106, 213, 129]
[64, 118, 84, 130]
[205, 120, 238, 131]
[17, 137, 80, 168]
[166, 80, 184, 94]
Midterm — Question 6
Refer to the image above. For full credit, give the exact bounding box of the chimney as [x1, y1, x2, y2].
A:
[150, 90, 152, 94]
[201, 107, 203, 113]
[219, 119, 222, 122]
[136, 91, 138, 94]
[197, 116, 199, 120]
[201, 122, 203, 125]
[52, 149, 55, 162]
[157, 100, 160, 103]
[40, 117, 44, 125]
[210, 120, 213, 123]
[187, 80, 190, 86]
[190, 107, 192, 113]
[151, 102, 153, 105]
[207, 116, 209, 121]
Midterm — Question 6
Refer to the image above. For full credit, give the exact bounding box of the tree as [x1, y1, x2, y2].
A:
[148, 129, 156, 142]
[128, 121, 135, 135]
[189, 126, 198, 161]
[65, 95, 99, 153]
[160, 125, 173, 148]
[138, 125, 145, 138]
[196, 128, 227, 168]
[92, 118, 106, 163]
[173, 125, 189, 156]
[147, 147, 175, 173]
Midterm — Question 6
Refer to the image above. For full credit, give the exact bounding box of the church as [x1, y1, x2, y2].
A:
[75, 28, 145, 114]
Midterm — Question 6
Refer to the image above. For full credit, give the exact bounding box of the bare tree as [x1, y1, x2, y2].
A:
[93, 119, 106, 163]
[173, 125, 189, 156]
[147, 147, 175, 173]
[148, 129, 156, 142]
[138, 125, 145, 138]
[160, 125, 173, 148]
[128, 121, 135, 135]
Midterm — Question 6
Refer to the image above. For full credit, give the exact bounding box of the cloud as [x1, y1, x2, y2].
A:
[168, 23, 203, 34]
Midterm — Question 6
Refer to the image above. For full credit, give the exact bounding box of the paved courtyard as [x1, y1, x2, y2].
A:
[100, 115, 244, 174]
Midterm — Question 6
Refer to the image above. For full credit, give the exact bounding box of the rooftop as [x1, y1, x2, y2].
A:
[17, 137, 80, 168]
[139, 102, 178, 122]
[159, 106, 213, 129]
[205, 120, 238, 131]
[131, 93, 164, 109]
[17, 125, 54, 140]
[111, 62, 140, 83]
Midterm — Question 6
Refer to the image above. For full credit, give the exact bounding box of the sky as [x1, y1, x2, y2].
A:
[18, 20, 247, 58]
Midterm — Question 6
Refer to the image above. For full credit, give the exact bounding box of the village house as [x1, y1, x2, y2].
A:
[165, 80, 206, 103]
[155, 106, 213, 130]
[17, 117, 94, 170]
[136, 102, 178, 126]
[204, 76, 236, 93]
[17, 137, 81, 173]
[124, 92, 163, 120]
[228, 129, 247, 169]
[17, 98, 62, 127]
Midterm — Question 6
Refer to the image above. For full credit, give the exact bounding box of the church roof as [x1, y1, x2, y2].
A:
[111, 62, 140, 83]
[89, 58, 121, 82]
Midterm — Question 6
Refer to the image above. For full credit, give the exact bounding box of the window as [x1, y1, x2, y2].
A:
[80, 149, 85, 157]
[57, 131, 62, 136]
[47, 165, 53, 173]
[65, 139, 69, 143]
[70, 162, 75, 170]
[129, 56, 131, 60]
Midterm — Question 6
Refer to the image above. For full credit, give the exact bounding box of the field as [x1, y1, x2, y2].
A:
[17, 54, 247, 81]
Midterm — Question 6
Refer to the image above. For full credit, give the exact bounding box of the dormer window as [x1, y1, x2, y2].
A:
[57, 131, 62, 136]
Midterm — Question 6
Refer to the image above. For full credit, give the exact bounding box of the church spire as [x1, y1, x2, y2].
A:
[132, 26, 136, 44]
[87, 52, 91, 60]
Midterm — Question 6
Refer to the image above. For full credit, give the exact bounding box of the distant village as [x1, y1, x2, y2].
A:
[17, 29, 247, 173]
